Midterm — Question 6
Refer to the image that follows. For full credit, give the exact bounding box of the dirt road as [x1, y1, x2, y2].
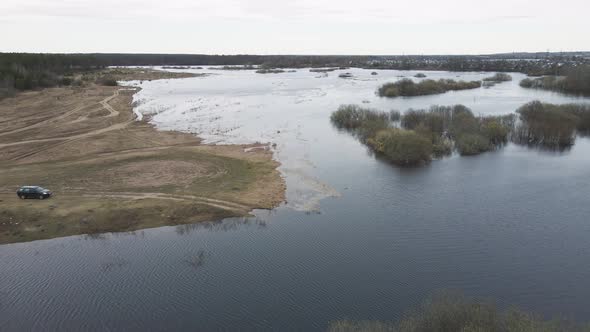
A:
[0, 89, 132, 148]
[0, 68, 285, 244]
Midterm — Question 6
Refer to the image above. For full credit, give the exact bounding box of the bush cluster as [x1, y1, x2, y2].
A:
[255, 69, 285, 74]
[519, 65, 590, 95]
[330, 105, 389, 131]
[331, 104, 516, 165]
[333, 100, 590, 165]
[514, 101, 590, 147]
[331, 105, 432, 165]
[367, 128, 432, 166]
[401, 105, 513, 156]
[98, 77, 118, 86]
[483, 73, 513, 82]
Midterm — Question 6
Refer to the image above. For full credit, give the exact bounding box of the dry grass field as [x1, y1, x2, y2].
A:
[0, 69, 285, 244]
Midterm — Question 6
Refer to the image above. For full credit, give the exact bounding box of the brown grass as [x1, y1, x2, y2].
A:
[0, 68, 285, 244]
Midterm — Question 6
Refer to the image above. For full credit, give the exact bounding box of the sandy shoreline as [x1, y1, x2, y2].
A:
[0, 68, 285, 244]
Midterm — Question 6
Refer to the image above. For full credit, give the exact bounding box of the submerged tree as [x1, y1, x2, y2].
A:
[483, 72, 513, 82]
[331, 104, 389, 132]
[400, 105, 512, 156]
[514, 101, 580, 148]
[332, 100, 589, 167]
[519, 65, 590, 95]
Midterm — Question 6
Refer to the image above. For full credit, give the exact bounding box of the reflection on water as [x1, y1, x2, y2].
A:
[513, 140, 576, 153]
[2, 68, 590, 331]
[183, 249, 209, 269]
[100, 256, 129, 273]
[83, 228, 148, 241]
[174, 215, 269, 235]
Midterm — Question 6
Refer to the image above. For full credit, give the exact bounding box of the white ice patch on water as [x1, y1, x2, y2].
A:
[125, 67, 590, 212]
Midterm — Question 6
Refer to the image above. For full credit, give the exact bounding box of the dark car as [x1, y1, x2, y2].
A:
[17, 186, 52, 199]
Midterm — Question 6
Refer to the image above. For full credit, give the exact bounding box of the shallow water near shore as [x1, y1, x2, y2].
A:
[2, 68, 590, 331]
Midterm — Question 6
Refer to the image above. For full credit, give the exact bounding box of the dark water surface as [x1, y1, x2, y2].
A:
[2, 69, 590, 331]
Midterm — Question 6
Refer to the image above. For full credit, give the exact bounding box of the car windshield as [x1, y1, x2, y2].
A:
[21, 187, 43, 191]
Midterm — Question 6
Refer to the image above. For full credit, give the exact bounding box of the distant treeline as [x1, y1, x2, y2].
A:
[92, 54, 268, 66]
[2, 52, 589, 97]
[362, 57, 566, 76]
[92, 54, 364, 68]
[0, 53, 103, 97]
[89, 53, 590, 76]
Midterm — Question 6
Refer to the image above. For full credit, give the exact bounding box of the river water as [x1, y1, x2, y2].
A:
[2, 68, 590, 331]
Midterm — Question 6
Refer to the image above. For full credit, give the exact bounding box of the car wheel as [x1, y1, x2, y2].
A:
[18, 195, 24, 199]
[39, 194, 44, 200]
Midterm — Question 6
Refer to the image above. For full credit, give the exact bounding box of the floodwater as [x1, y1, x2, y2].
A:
[2, 68, 590, 331]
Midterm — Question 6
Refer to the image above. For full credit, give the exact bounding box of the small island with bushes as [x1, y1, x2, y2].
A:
[331, 100, 590, 167]
[514, 101, 590, 147]
[255, 68, 286, 74]
[331, 104, 512, 166]
[482, 72, 512, 87]
[483, 72, 512, 82]
[377, 78, 481, 98]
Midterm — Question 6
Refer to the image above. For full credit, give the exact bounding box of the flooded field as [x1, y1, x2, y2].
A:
[2, 68, 590, 331]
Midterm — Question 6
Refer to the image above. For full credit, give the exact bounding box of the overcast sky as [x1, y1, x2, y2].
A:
[1, 0, 588, 55]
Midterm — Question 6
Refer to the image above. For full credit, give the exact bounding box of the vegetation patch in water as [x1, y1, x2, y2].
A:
[331, 105, 430, 166]
[331, 104, 514, 165]
[513, 101, 590, 148]
[330, 105, 389, 131]
[328, 292, 588, 332]
[377, 78, 481, 97]
[483, 72, 513, 82]
[401, 105, 513, 156]
[256, 68, 285, 74]
[520, 65, 590, 95]
[367, 128, 432, 165]
[482, 73, 513, 88]
[520, 76, 564, 90]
